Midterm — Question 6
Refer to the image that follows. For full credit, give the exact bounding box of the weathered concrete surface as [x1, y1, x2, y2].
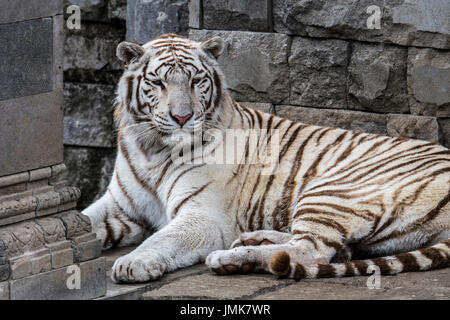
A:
[100, 246, 450, 300]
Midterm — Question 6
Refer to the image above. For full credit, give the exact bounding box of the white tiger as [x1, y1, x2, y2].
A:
[82, 34, 450, 283]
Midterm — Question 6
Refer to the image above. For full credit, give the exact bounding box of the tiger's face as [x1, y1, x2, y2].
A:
[115, 34, 226, 147]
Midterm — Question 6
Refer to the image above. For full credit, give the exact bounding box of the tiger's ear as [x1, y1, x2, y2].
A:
[116, 42, 145, 65]
[200, 37, 225, 59]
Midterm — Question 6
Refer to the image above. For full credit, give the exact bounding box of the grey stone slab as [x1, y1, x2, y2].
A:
[9, 257, 106, 300]
[29, 168, 52, 182]
[190, 30, 290, 104]
[289, 37, 349, 109]
[9, 248, 52, 280]
[203, 0, 271, 32]
[63, 83, 116, 148]
[0, 0, 62, 24]
[273, 0, 450, 50]
[348, 43, 409, 113]
[0, 91, 63, 177]
[255, 268, 450, 300]
[129, 0, 189, 44]
[141, 273, 293, 300]
[0, 172, 30, 188]
[72, 233, 102, 262]
[387, 114, 439, 142]
[0, 18, 53, 101]
[275, 105, 387, 135]
[47, 241, 74, 269]
[188, 0, 202, 29]
[408, 47, 450, 117]
[126, 0, 138, 41]
[64, 24, 124, 85]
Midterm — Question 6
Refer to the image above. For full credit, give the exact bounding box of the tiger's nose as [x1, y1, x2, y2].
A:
[170, 112, 193, 126]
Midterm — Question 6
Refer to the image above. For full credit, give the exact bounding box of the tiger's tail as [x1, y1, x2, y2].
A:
[269, 239, 450, 280]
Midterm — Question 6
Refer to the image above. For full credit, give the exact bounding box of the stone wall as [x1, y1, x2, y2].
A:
[63, 0, 127, 208]
[189, 0, 450, 145]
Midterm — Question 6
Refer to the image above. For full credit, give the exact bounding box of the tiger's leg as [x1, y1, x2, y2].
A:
[230, 230, 293, 248]
[207, 204, 370, 275]
[111, 205, 235, 283]
[82, 190, 150, 250]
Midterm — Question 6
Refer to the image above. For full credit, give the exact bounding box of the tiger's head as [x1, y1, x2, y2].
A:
[115, 34, 227, 147]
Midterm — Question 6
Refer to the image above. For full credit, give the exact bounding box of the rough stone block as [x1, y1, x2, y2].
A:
[348, 43, 408, 113]
[72, 233, 102, 262]
[438, 119, 450, 149]
[64, 23, 124, 85]
[0, 18, 53, 101]
[9, 257, 106, 300]
[35, 217, 67, 244]
[190, 29, 290, 104]
[387, 114, 439, 142]
[0, 196, 38, 225]
[46, 241, 74, 269]
[9, 248, 52, 280]
[273, 0, 450, 50]
[63, 83, 116, 148]
[0, 91, 64, 177]
[203, 0, 271, 32]
[289, 37, 349, 109]
[275, 105, 387, 135]
[408, 48, 450, 117]
[62, 147, 115, 209]
[54, 210, 92, 238]
[0, 281, 9, 300]
[128, 0, 189, 44]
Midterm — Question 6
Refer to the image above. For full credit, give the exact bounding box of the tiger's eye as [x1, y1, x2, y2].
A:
[151, 79, 163, 87]
[192, 78, 202, 86]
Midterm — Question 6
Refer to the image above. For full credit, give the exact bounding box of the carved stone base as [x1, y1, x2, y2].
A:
[0, 164, 104, 300]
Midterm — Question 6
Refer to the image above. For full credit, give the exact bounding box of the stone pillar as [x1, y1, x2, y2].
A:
[0, 0, 105, 300]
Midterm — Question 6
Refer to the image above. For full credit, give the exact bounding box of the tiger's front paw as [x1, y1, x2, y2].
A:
[111, 251, 166, 283]
[205, 248, 258, 275]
